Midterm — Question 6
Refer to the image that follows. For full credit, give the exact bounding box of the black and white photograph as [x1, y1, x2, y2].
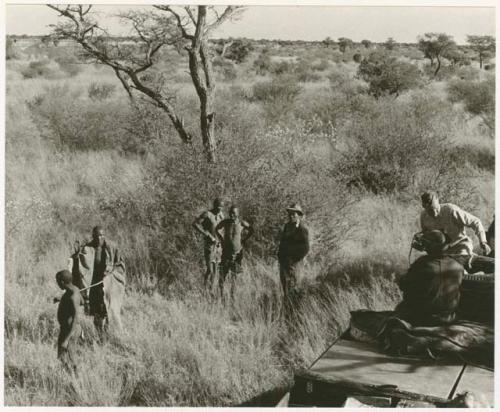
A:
[3, 1, 496, 407]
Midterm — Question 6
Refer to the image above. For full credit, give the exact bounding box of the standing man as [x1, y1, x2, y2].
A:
[278, 204, 310, 309]
[55, 269, 82, 373]
[83, 225, 124, 333]
[193, 198, 225, 291]
[216, 205, 253, 302]
[420, 191, 494, 274]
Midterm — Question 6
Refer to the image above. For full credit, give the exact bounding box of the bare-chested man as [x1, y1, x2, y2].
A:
[216, 205, 253, 301]
[193, 198, 225, 290]
[55, 269, 82, 373]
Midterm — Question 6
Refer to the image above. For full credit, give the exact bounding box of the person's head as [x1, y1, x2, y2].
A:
[286, 203, 304, 224]
[229, 205, 239, 220]
[421, 230, 447, 256]
[56, 269, 73, 290]
[421, 191, 440, 218]
[212, 198, 223, 214]
[92, 225, 105, 246]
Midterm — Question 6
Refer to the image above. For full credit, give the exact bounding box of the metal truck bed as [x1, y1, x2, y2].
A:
[289, 338, 494, 407]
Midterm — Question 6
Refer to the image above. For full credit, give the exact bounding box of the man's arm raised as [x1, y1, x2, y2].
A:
[193, 212, 216, 242]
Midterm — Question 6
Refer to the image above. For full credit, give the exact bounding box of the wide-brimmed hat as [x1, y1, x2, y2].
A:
[286, 203, 304, 216]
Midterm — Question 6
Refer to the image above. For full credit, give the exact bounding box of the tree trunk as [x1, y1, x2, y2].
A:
[200, 99, 216, 163]
[434, 56, 441, 76]
[479, 54, 483, 69]
[187, 6, 218, 163]
[128, 71, 193, 145]
[113, 68, 134, 103]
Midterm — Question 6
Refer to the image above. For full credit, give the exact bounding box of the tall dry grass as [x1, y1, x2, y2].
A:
[5, 43, 494, 406]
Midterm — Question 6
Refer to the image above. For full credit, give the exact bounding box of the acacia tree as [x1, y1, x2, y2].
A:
[361, 39, 372, 49]
[467, 35, 495, 69]
[322, 36, 335, 48]
[417, 32, 455, 76]
[358, 50, 421, 98]
[338, 37, 353, 53]
[48, 5, 242, 163]
[443, 46, 471, 67]
[383, 37, 397, 51]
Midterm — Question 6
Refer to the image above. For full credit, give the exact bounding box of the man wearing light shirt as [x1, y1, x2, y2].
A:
[420, 191, 494, 274]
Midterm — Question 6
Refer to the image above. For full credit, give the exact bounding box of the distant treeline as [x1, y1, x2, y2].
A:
[6, 34, 464, 48]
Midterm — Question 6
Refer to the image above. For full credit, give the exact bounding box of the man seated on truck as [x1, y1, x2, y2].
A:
[396, 230, 464, 326]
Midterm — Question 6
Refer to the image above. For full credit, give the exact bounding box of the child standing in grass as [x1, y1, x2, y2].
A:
[55, 269, 82, 373]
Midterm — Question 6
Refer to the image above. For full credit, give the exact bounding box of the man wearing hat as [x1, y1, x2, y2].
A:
[278, 203, 310, 306]
[420, 191, 493, 274]
[193, 198, 225, 291]
[396, 230, 464, 326]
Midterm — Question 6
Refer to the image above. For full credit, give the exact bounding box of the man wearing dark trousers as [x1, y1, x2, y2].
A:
[278, 204, 310, 311]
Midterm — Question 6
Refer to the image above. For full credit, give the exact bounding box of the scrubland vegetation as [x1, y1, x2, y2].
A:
[5, 26, 495, 406]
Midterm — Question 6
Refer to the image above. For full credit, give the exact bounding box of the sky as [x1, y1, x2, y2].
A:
[5, 4, 496, 44]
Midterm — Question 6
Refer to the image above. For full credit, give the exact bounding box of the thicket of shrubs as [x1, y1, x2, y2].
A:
[358, 50, 422, 97]
[447, 75, 495, 132]
[5, 34, 495, 406]
[7, 36, 494, 280]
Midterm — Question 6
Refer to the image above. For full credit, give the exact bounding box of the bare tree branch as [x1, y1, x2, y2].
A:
[48, 4, 245, 163]
[184, 6, 197, 26]
[153, 5, 193, 40]
[205, 6, 244, 35]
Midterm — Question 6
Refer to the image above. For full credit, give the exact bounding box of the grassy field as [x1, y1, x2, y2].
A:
[4, 35, 494, 406]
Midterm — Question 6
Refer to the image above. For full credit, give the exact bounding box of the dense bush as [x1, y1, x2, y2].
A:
[294, 59, 322, 82]
[270, 60, 295, 76]
[455, 66, 481, 81]
[447, 76, 495, 132]
[101, 122, 354, 279]
[399, 46, 425, 61]
[253, 51, 272, 75]
[27, 84, 135, 151]
[328, 66, 368, 96]
[212, 57, 238, 81]
[328, 50, 344, 63]
[252, 76, 302, 121]
[335, 93, 466, 196]
[88, 82, 117, 101]
[311, 59, 330, 71]
[358, 51, 422, 97]
[54, 55, 83, 77]
[224, 39, 254, 63]
[448, 144, 495, 173]
[21, 59, 61, 79]
[5, 34, 494, 407]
